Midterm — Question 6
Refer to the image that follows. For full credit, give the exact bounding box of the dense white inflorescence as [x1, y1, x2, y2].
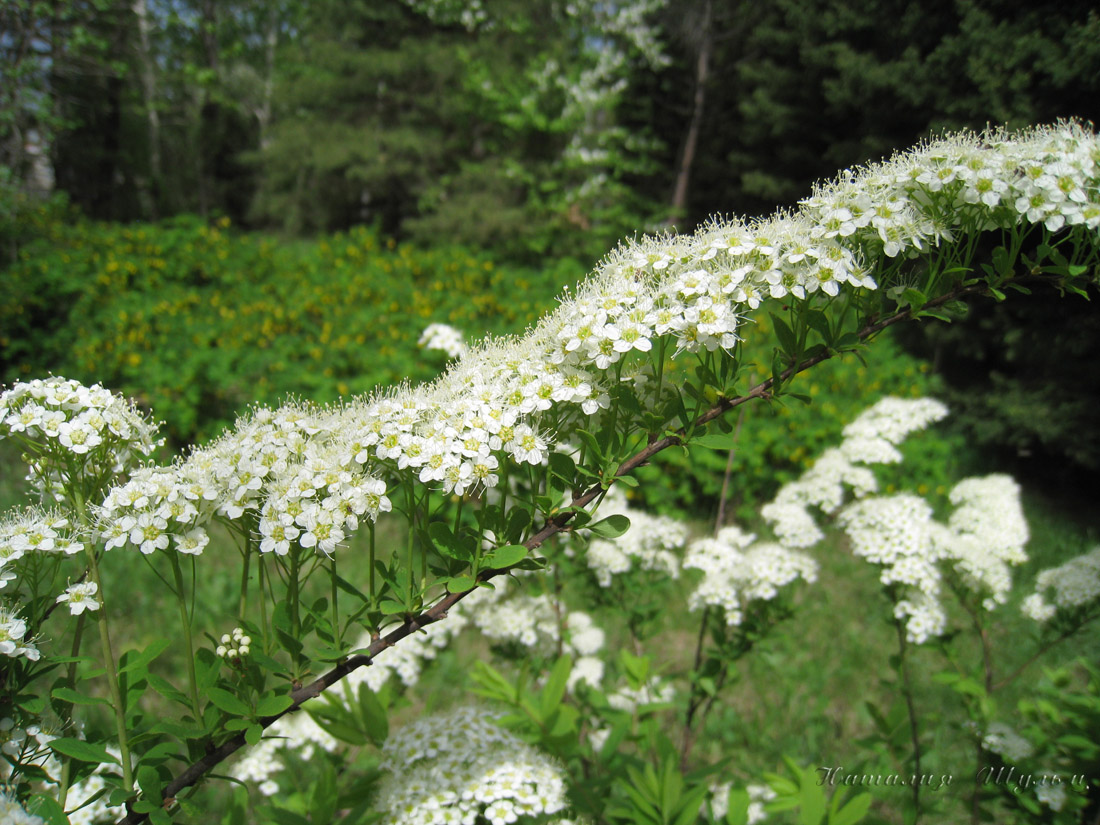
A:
[981, 721, 1035, 762]
[684, 526, 818, 627]
[762, 398, 950, 548]
[0, 791, 46, 825]
[1, 123, 1097, 815]
[13, 122, 1084, 572]
[839, 474, 1030, 643]
[375, 706, 570, 825]
[939, 475, 1029, 610]
[709, 781, 776, 824]
[583, 488, 689, 586]
[229, 709, 340, 797]
[1021, 546, 1100, 622]
[419, 323, 468, 359]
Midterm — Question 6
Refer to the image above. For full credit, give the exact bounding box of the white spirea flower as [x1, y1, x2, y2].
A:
[1036, 782, 1067, 812]
[839, 397, 949, 465]
[1021, 546, 1100, 622]
[0, 508, 85, 573]
[838, 494, 947, 643]
[710, 781, 775, 825]
[761, 397, 948, 548]
[66, 770, 127, 825]
[607, 677, 676, 713]
[0, 605, 40, 661]
[375, 706, 568, 825]
[56, 582, 100, 615]
[344, 616, 468, 693]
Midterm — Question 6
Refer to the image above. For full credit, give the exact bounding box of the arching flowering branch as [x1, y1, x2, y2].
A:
[114, 274, 1041, 825]
[1, 122, 1097, 824]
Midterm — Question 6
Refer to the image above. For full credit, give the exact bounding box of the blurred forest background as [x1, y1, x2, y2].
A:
[3, 0, 1100, 502]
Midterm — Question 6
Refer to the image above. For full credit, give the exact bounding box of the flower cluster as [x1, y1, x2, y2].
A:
[347, 619, 467, 694]
[215, 627, 252, 659]
[0, 717, 55, 763]
[0, 377, 162, 493]
[229, 710, 340, 797]
[709, 781, 776, 825]
[419, 323, 467, 359]
[605, 677, 676, 714]
[0, 792, 45, 825]
[940, 475, 1029, 610]
[72, 123, 1096, 574]
[684, 526, 818, 627]
[583, 488, 689, 586]
[762, 397, 949, 548]
[0, 508, 84, 596]
[375, 706, 569, 825]
[839, 474, 1029, 644]
[1021, 546, 1100, 623]
[0, 605, 39, 661]
[838, 494, 948, 643]
[462, 578, 608, 690]
[981, 721, 1035, 762]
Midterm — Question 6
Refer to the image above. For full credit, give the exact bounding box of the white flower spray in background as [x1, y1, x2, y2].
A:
[374, 706, 571, 825]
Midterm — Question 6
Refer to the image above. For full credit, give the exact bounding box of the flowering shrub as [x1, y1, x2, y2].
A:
[0, 122, 1097, 824]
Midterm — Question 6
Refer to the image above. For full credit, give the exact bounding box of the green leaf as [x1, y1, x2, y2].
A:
[379, 599, 408, 615]
[255, 694, 294, 718]
[358, 685, 389, 746]
[446, 576, 476, 594]
[724, 789, 751, 825]
[503, 507, 532, 543]
[576, 429, 605, 462]
[51, 687, 112, 707]
[429, 521, 476, 561]
[147, 674, 192, 709]
[27, 794, 70, 825]
[548, 450, 576, 482]
[692, 431, 739, 450]
[831, 793, 872, 825]
[540, 655, 573, 719]
[587, 514, 630, 538]
[798, 773, 826, 825]
[771, 312, 798, 356]
[245, 724, 263, 746]
[308, 706, 368, 746]
[484, 544, 527, 569]
[311, 758, 338, 825]
[137, 764, 164, 803]
[901, 287, 927, 309]
[206, 687, 250, 717]
[119, 638, 172, 675]
[49, 737, 119, 765]
[804, 309, 832, 341]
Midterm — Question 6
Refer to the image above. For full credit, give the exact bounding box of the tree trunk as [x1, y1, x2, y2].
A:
[669, 0, 712, 225]
[132, 0, 161, 218]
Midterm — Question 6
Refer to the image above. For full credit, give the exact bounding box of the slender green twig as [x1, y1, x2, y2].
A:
[73, 488, 134, 793]
[169, 550, 203, 721]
